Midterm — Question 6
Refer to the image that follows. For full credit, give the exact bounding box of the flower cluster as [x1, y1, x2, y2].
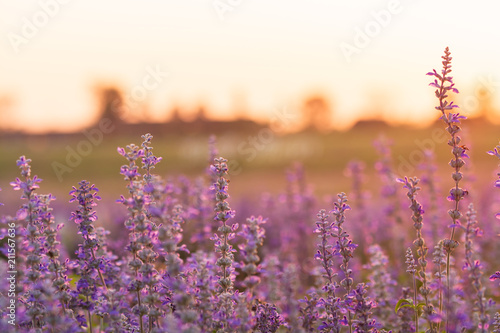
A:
[210, 157, 238, 330]
[237, 215, 266, 295]
[462, 203, 489, 332]
[314, 209, 341, 331]
[427, 47, 466, 249]
[69, 181, 109, 330]
[398, 176, 437, 330]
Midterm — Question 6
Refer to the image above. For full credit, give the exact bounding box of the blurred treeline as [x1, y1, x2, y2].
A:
[0, 85, 500, 217]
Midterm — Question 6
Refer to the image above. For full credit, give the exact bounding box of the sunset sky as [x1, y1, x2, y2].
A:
[1, 0, 500, 133]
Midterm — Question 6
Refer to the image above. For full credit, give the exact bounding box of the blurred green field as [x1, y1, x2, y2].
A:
[1, 119, 500, 217]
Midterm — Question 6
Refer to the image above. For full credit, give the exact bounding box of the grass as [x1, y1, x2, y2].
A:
[1, 120, 498, 204]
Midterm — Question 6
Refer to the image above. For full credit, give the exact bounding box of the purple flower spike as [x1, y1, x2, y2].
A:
[490, 271, 500, 281]
[428, 47, 467, 250]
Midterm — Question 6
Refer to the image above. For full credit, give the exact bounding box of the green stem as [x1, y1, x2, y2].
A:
[137, 289, 144, 333]
[90, 246, 108, 292]
[87, 297, 93, 333]
[413, 273, 418, 333]
[438, 272, 443, 333]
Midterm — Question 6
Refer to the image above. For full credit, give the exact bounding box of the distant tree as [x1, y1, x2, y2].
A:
[300, 95, 332, 132]
[94, 86, 125, 124]
[193, 106, 208, 122]
[170, 107, 183, 123]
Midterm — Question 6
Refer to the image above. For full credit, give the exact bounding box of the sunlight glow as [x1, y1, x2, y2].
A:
[0, 0, 499, 133]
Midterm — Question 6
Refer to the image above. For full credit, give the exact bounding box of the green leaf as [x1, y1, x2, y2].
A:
[395, 298, 413, 313]
[415, 302, 426, 316]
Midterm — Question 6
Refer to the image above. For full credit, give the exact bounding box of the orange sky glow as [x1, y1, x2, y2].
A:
[1, 1, 500, 133]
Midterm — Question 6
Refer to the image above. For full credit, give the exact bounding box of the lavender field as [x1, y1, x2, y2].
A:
[1, 48, 500, 332]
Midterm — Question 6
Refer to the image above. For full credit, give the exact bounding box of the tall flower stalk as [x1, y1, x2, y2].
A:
[40, 193, 72, 316]
[69, 181, 107, 332]
[10, 156, 45, 329]
[238, 215, 266, 297]
[432, 240, 446, 331]
[405, 247, 418, 332]
[210, 157, 238, 330]
[398, 176, 436, 332]
[141, 133, 162, 185]
[493, 313, 500, 333]
[365, 244, 395, 327]
[462, 204, 489, 332]
[314, 209, 341, 332]
[117, 134, 161, 333]
[331, 193, 357, 333]
[427, 47, 467, 329]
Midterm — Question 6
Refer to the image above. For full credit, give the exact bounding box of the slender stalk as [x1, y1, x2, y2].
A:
[137, 289, 144, 333]
[87, 296, 93, 333]
[406, 247, 418, 332]
[432, 241, 446, 333]
[463, 204, 489, 331]
[90, 246, 108, 292]
[399, 177, 436, 332]
[413, 274, 418, 333]
[331, 193, 356, 333]
[211, 157, 237, 329]
[427, 47, 466, 331]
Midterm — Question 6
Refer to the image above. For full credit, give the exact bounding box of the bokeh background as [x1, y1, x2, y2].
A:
[1, 0, 500, 221]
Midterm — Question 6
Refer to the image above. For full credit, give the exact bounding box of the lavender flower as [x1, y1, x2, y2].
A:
[237, 215, 266, 296]
[157, 205, 199, 329]
[39, 193, 73, 318]
[232, 292, 254, 332]
[254, 301, 285, 333]
[210, 157, 237, 289]
[396, 287, 414, 333]
[427, 47, 466, 329]
[314, 209, 341, 331]
[404, 247, 418, 331]
[331, 192, 357, 332]
[427, 47, 466, 230]
[398, 176, 436, 331]
[299, 292, 319, 332]
[117, 137, 161, 333]
[349, 283, 378, 333]
[280, 264, 300, 330]
[69, 181, 110, 330]
[431, 240, 446, 327]
[331, 193, 356, 293]
[259, 255, 282, 305]
[364, 244, 396, 327]
[491, 271, 500, 283]
[188, 251, 217, 331]
[462, 203, 489, 332]
[140, 133, 162, 184]
[487, 142, 500, 220]
[210, 157, 238, 329]
[117, 143, 144, 183]
[314, 210, 337, 286]
[493, 312, 500, 333]
[405, 248, 416, 275]
[10, 156, 47, 329]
